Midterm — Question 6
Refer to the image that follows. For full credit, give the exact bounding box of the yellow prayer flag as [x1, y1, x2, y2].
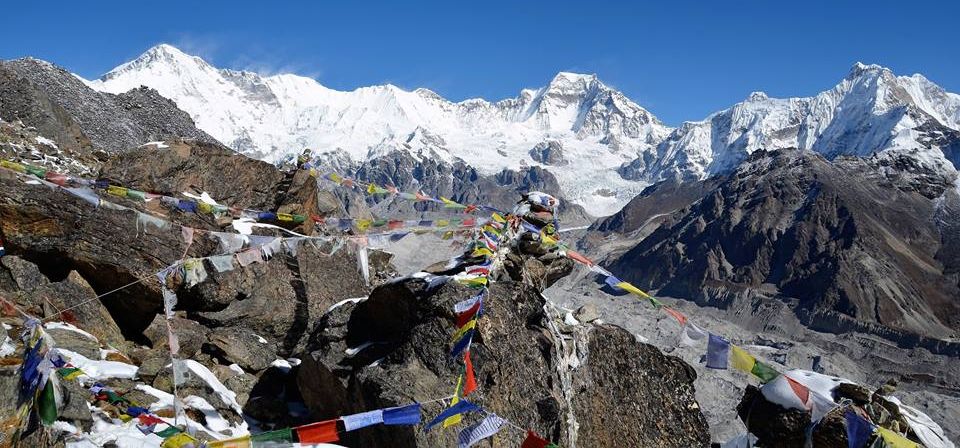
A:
[106, 185, 128, 197]
[1, 160, 26, 173]
[207, 436, 252, 448]
[471, 248, 493, 258]
[197, 202, 214, 214]
[875, 427, 920, 448]
[730, 345, 756, 373]
[276, 213, 294, 222]
[458, 277, 488, 288]
[309, 168, 318, 177]
[356, 219, 372, 232]
[615, 281, 652, 299]
[437, 219, 450, 227]
[329, 173, 343, 184]
[491, 213, 507, 223]
[161, 433, 199, 448]
[451, 319, 477, 342]
[443, 375, 464, 428]
[367, 183, 377, 195]
[61, 370, 84, 381]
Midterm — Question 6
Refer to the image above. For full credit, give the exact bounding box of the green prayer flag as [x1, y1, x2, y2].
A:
[751, 361, 780, 383]
[38, 378, 58, 425]
[252, 428, 294, 445]
[292, 214, 306, 224]
[155, 426, 182, 438]
[372, 218, 388, 227]
[25, 166, 46, 178]
[126, 190, 146, 201]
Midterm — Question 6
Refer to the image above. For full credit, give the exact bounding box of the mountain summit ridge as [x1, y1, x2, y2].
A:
[86, 45, 960, 215]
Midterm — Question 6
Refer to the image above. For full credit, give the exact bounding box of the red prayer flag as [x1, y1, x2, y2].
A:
[785, 375, 810, 405]
[521, 430, 551, 448]
[296, 419, 340, 443]
[456, 301, 482, 328]
[463, 351, 477, 396]
[565, 250, 594, 266]
[663, 307, 687, 327]
[138, 414, 165, 426]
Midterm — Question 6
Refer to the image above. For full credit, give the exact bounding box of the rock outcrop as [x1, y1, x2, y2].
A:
[295, 276, 710, 447]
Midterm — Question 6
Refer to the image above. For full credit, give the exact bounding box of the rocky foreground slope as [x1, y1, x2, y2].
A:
[0, 141, 709, 447]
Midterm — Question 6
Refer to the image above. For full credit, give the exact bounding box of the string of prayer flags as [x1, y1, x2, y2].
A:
[706, 334, 730, 369]
[457, 413, 505, 448]
[382, 403, 421, 425]
[342, 409, 384, 431]
[295, 419, 340, 443]
[425, 399, 480, 431]
[450, 327, 475, 358]
[455, 294, 484, 327]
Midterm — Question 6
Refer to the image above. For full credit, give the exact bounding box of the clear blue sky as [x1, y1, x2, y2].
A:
[2, 0, 957, 125]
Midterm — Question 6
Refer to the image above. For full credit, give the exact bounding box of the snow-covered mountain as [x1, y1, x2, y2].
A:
[87, 44, 670, 216]
[621, 63, 960, 183]
[87, 45, 960, 216]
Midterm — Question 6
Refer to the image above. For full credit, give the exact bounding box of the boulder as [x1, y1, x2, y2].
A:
[529, 140, 568, 166]
[206, 327, 277, 372]
[143, 314, 209, 359]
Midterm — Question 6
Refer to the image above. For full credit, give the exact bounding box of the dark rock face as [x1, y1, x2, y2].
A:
[0, 58, 218, 155]
[605, 149, 960, 342]
[295, 276, 710, 447]
[529, 140, 568, 166]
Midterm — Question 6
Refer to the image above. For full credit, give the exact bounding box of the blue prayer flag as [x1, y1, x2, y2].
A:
[425, 400, 480, 431]
[844, 410, 874, 448]
[383, 403, 421, 426]
[450, 329, 474, 357]
[706, 334, 730, 369]
[177, 200, 198, 213]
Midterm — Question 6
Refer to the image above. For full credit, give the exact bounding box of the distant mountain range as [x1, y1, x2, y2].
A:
[83, 44, 960, 216]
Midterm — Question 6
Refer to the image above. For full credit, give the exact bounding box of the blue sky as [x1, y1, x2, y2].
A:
[2, 0, 957, 125]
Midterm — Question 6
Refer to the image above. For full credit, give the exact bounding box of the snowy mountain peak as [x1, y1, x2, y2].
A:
[846, 61, 889, 80]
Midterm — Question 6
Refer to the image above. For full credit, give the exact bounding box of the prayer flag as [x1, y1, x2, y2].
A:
[875, 427, 920, 448]
[251, 428, 293, 444]
[452, 319, 477, 342]
[38, 378, 59, 425]
[342, 409, 384, 431]
[207, 435, 251, 447]
[730, 345, 756, 374]
[463, 351, 477, 396]
[276, 213, 294, 222]
[565, 250, 593, 266]
[785, 375, 810, 405]
[615, 281, 652, 299]
[107, 185, 128, 197]
[126, 190, 146, 201]
[450, 329, 474, 357]
[521, 431, 551, 448]
[663, 307, 687, 327]
[295, 419, 339, 443]
[680, 322, 709, 346]
[160, 433, 197, 448]
[750, 361, 780, 384]
[198, 202, 214, 214]
[57, 367, 84, 380]
[706, 334, 730, 369]
[458, 413, 505, 448]
[426, 399, 479, 431]
[139, 414, 165, 426]
[456, 300, 482, 328]
[382, 403, 421, 425]
[444, 375, 465, 428]
[845, 410, 874, 448]
[155, 426, 182, 438]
